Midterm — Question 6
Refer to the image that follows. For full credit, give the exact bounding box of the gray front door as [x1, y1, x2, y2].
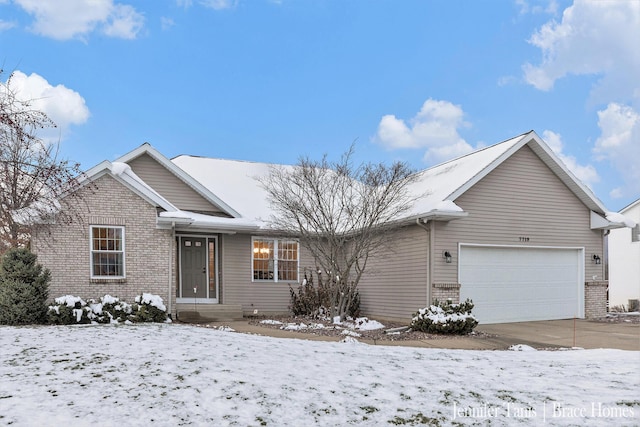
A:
[181, 237, 207, 298]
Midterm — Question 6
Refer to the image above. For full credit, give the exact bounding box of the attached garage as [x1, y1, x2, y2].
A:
[459, 245, 584, 324]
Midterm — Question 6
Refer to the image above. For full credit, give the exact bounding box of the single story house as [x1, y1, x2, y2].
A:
[31, 130, 633, 324]
[608, 198, 640, 310]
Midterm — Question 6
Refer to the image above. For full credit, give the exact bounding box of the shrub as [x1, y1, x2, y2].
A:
[48, 295, 91, 325]
[289, 269, 361, 320]
[48, 293, 167, 324]
[134, 293, 168, 322]
[89, 295, 133, 324]
[411, 299, 478, 335]
[0, 248, 50, 325]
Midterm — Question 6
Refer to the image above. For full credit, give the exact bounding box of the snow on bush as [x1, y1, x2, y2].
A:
[48, 293, 167, 325]
[410, 299, 478, 335]
[134, 293, 169, 323]
[48, 295, 91, 324]
[135, 293, 167, 311]
[88, 295, 133, 324]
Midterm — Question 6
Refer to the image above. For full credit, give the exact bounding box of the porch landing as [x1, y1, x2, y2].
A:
[176, 304, 243, 323]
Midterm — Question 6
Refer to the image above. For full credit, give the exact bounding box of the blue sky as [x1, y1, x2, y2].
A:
[1, 0, 638, 211]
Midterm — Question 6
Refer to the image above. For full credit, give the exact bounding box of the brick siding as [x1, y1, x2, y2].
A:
[585, 281, 608, 319]
[32, 175, 175, 313]
[432, 283, 461, 304]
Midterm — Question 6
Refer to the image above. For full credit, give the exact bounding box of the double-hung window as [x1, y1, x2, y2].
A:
[252, 237, 298, 282]
[91, 226, 125, 278]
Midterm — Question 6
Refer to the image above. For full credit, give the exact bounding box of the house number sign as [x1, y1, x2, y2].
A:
[519, 237, 530, 242]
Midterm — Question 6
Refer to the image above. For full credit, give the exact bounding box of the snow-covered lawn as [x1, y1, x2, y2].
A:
[1, 324, 638, 426]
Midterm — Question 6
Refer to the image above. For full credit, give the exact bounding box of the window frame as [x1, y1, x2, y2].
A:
[90, 225, 126, 279]
[632, 224, 640, 243]
[251, 237, 299, 283]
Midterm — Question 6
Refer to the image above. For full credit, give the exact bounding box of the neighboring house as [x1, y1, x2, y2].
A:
[608, 198, 640, 310]
[31, 130, 632, 324]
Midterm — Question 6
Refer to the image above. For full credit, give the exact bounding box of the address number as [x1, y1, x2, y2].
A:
[519, 237, 530, 242]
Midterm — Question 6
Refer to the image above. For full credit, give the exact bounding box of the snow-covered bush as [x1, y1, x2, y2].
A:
[133, 293, 168, 323]
[410, 299, 478, 335]
[48, 293, 167, 324]
[0, 248, 50, 325]
[48, 295, 91, 325]
[89, 295, 133, 324]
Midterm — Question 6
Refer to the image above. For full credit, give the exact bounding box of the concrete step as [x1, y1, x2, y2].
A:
[176, 304, 243, 323]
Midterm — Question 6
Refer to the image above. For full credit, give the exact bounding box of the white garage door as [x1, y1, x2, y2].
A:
[459, 246, 583, 324]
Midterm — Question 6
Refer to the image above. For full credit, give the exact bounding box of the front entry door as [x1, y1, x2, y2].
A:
[181, 237, 207, 299]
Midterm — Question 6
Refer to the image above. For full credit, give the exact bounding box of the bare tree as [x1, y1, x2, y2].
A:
[0, 71, 84, 250]
[260, 145, 418, 320]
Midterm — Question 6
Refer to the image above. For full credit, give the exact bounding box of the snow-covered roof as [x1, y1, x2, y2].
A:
[171, 156, 285, 222]
[172, 130, 613, 228]
[76, 130, 622, 232]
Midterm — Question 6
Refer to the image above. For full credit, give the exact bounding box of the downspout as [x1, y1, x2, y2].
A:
[603, 229, 610, 281]
[416, 218, 432, 306]
[168, 222, 175, 319]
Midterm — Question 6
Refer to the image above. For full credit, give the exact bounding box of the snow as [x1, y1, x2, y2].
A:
[606, 211, 637, 228]
[171, 134, 527, 224]
[110, 161, 131, 176]
[53, 295, 85, 307]
[134, 293, 167, 311]
[0, 324, 637, 426]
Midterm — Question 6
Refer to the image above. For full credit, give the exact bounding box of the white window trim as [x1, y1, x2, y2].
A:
[251, 237, 299, 283]
[90, 225, 126, 279]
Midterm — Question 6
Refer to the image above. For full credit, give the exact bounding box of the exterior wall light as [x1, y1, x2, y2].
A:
[443, 251, 452, 263]
[593, 254, 601, 265]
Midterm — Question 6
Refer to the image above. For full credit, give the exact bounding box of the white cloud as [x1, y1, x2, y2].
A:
[516, 0, 558, 16]
[593, 103, 640, 198]
[14, 0, 144, 40]
[6, 71, 90, 142]
[0, 19, 16, 31]
[102, 4, 144, 39]
[374, 99, 473, 164]
[200, 0, 237, 10]
[161, 17, 175, 31]
[541, 130, 599, 187]
[523, 0, 640, 102]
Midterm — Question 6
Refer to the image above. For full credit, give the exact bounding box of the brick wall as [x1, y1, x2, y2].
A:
[432, 283, 461, 304]
[585, 281, 608, 319]
[32, 175, 175, 313]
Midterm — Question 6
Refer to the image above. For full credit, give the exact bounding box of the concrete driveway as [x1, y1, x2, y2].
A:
[476, 319, 640, 351]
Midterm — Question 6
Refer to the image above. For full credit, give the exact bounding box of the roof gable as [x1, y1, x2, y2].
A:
[116, 143, 240, 218]
[82, 161, 177, 212]
[404, 130, 608, 218]
[620, 198, 640, 214]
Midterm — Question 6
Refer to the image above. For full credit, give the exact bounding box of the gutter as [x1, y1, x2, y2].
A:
[415, 218, 433, 307]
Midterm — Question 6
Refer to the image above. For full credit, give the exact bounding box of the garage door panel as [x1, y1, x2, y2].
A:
[459, 246, 583, 324]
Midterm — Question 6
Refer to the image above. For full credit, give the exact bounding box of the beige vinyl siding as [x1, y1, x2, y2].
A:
[357, 225, 429, 322]
[128, 153, 225, 214]
[433, 145, 603, 284]
[220, 234, 314, 315]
